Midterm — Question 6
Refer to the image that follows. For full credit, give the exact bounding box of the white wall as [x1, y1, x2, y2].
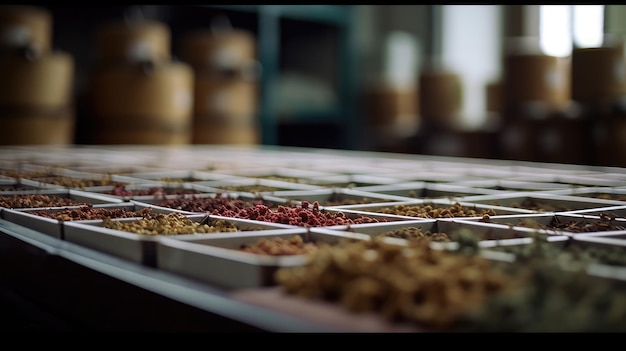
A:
[606, 5, 626, 40]
[441, 5, 503, 129]
[355, 5, 430, 88]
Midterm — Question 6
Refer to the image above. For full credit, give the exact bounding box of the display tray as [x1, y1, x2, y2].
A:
[1, 169, 161, 190]
[127, 192, 291, 212]
[354, 181, 504, 199]
[0, 189, 124, 209]
[63, 213, 298, 266]
[225, 166, 338, 183]
[194, 177, 325, 195]
[0, 178, 44, 191]
[302, 173, 404, 188]
[446, 178, 578, 191]
[545, 186, 626, 202]
[79, 182, 220, 201]
[156, 228, 371, 289]
[326, 198, 536, 219]
[455, 192, 626, 212]
[327, 217, 551, 245]
[1, 145, 626, 332]
[478, 235, 626, 284]
[1, 201, 194, 240]
[268, 188, 416, 205]
[456, 212, 626, 235]
[120, 169, 240, 184]
[566, 204, 626, 217]
[506, 173, 626, 188]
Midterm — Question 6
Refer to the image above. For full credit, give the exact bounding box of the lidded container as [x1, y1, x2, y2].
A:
[418, 68, 463, 130]
[87, 19, 194, 145]
[0, 5, 75, 145]
[501, 37, 571, 121]
[571, 36, 626, 108]
[579, 36, 626, 167]
[178, 19, 260, 145]
[0, 5, 52, 55]
[180, 28, 255, 71]
[95, 19, 171, 65]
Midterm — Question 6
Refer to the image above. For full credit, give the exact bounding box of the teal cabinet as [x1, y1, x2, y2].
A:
[204, 5, 360, 149]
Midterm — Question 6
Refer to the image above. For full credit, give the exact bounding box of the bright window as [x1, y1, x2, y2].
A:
[539, 5, 605, 55]
[573, 5, 605, 48]
[441, 5, 502, 129]
[539, 5, 572, 57]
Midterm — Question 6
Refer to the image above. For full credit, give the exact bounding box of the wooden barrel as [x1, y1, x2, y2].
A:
[88, 61, 194, 145]
[0, 51, 74, 145]
[532, 117, 590, 164]
[486, 80, 503, 114]
[592, 114, 626, 167]
[96, 20, 170, 65]
[192, 115, 260, 145]
[364, 84, 418, 127]
[502, 54, 570, 118]
[0, 105, 74, 145]
[179, 29, 256, 70]
[418, 71, 462, 129]
[0, 51, 73, 106]
[192, 71, 259, 144]
[571, 46, 626, 105]
[0, 5, 52, 54]
[498, 119, 535, 162]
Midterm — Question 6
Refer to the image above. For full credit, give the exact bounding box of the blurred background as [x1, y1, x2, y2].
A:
[2, 5, 626, 166]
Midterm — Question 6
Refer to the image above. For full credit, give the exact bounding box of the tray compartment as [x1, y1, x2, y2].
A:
[355, 181, 503, 200]
[121, 169, 239, 184]
[457, 192, 625, 213]
[448, 179, 575, 191]
[195, 177, 324, 194]
[63, 213, 298, 266]
[269, 188, 416, 206]
[156, 228, 370, 289]
[130, 192, 290, 214]
[227, 167, 338, 184]
[460, 212, 626, 235]
[328, 198, 535, 220]
[334, 218, 546, 247]
[546, 186, 626, 203]
[1, 202, 183, 239]
[0, 189, 123, 211]
[304, 174, 404, 189]
[82, 182, 219, 200]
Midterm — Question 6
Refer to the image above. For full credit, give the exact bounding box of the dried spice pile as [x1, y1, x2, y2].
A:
[305, 193, 393, 206]
[376, 202, 497, 218]
[104, 184, 202, 197]
[30, 206, 153, 221]
[275, 237, 521, 331]
[217, 184, 281, 193]
[374, 226, 450, 242]
[594, 193, 626, 202]
[457, 261, 626, 332]
[481, 213, 626, 233]
[0, 194, 89, 208]
[0, 184, 37, 191]
[490, 198, 572, 212]
[239, 235, 322, 256]
[155, 195, 274, 212]
[102, 212, 241, 236]
[486, 235, 626, 267]
[275, 233, 626, 332]
[254, 175, 310, 183]
[32, 175, 118, 189]
[0, 170, 57, 179]
[214, 201, 385, 227]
